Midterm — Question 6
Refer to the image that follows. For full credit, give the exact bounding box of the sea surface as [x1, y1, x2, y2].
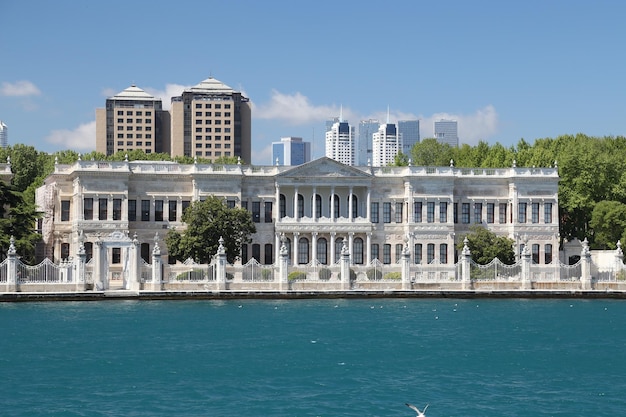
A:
[1, 298, 625, 417]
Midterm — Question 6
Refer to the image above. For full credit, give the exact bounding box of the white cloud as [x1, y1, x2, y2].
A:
[45, 121, 96, 151]
[253, 90, 346, 125]
[419, 105, 499, 145]
[0, 80, 41, 97]
[145, 84, 189, 110]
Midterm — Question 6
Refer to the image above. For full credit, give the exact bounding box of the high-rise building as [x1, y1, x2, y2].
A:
[272, 137, 311, 166]
[170, 77, 251, 163]
[372, 123, 401, 167]
[0, 121, 7, 148]
[397, 119, 420, 156]
[325, 119, 355, 166]
[434, 119, 458, 147]
[357, 119, 379, 166]
[96, 85, 168, 156]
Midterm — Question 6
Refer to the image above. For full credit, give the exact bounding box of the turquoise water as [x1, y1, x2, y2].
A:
[1, 298, 625, 416]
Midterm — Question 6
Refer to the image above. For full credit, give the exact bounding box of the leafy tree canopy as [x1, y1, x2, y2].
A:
[458, 225, 515, 265]
[165, 196, 256, 264]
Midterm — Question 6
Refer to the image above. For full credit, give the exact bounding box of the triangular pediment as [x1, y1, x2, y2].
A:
[278, 157, 372, 179]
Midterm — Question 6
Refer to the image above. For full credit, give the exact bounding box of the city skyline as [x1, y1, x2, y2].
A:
[2, 1, 626, 165]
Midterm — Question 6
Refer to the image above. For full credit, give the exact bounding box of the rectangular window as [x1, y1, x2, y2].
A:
[169, 200, 177, 221]
[61, 200, 70, 221]
[427, 202, 435, 223]
[279, 196, 286, 218]
[414, 202, 422, 222]
[141, 200, 150, 221]
[264, 243, 273, 265]
[84, 198, 93, 220]
[395, 202, 403, 223]
[454, 203, 458, 223]
[112, 248, 121, 264]
[487, 203, 495, 223]
[427, 243, 435, 264]
[395, 244, 403, 263]
[499, 203, 507, 224]
[519, 202, 527, 223]
[227, 200, 236, 209]
[370, 202, 378, 223]
[264, 202, 273, 223]
[253, 244, 261, 263]
[383, 202, 391, 223]
[98, 198, 108, 220]
[440, 244, 448, 264]
[462, 203, 470, 224]
[182, 200, 191, 215]
[439, 202, 448, 223]
[532, 202, 540, 223]
[128, 200, 136, 221]
[371, 244, 379, 261]
[414, 244, 422, 264]
[532, 244, 540, 264]
[252, 201, 261, 223]
[112, 198, 122, 221]
[474, 203, 482, 223]
[544, 203, 553, 223]
[383, 244, 391, 264]
[155, 200, 164, 221]
[61, 243, 70, 261]
[545, 244, 553, 264]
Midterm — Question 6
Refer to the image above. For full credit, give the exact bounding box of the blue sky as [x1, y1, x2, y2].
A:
[1, 0, 625, 165]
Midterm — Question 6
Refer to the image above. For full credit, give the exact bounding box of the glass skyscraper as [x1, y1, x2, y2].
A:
[397, 120, 420, 156]
[272, 137, 311, 166]
[434, 119, 458, 147]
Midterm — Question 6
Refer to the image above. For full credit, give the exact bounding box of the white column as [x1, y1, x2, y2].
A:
[312, 187, 317, 221]
[366, 187, 371, 221]
[330, 232, 336, 264]
[348, 232, 354, 264]
[366, 232, 372, 265]
[294, 187, 299, 219]
[330, 187, 335, 221]
[312, 232, 318, 263]
[348, 187, 353, 221]
[275, 233, 281, 266]
[293, 232, 299, 265]
[275, 184, 280, 223]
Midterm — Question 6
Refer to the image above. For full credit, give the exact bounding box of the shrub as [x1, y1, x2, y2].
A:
[288, 271, 307, 281]
[366, 269, 382, 280]
[261, 268, 273, 280]
[383, 271, 402, 280]
[318, 268, 332, 280]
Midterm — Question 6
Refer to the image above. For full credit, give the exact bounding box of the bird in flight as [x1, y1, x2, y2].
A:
[406, 403, 429, 416]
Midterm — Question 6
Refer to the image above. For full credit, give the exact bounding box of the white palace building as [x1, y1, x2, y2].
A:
[35, 157, 560, 273]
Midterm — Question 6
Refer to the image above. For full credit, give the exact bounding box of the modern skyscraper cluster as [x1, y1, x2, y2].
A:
[434, 119, 458, 147]
[325, 116, 355, 166]
[0, 121, 7, 148]
[96, 77, 251, 163]
[272, 137, 311, 166]
[327, 116, 423, 167]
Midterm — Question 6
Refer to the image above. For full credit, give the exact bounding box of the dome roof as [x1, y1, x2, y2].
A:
[111, 85, 157, 100]
[187, 77, 234, 94]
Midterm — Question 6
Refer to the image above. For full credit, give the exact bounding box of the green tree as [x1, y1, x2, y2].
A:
[458, 225, 515, 264]
[392, 151, 409, 166]
[213, 155, 242, 165]
[589, 200, 626, 249]
[411, 138, 454, 166]
[0, 181, 41, 262]
[165, 196, 256, 264]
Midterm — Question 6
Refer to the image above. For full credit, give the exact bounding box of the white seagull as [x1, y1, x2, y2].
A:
[406, 403, 428, 416]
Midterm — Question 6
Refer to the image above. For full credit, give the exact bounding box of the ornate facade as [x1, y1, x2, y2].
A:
[35, 157, 559, 268]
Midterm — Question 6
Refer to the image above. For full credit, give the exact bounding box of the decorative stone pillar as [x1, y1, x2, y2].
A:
[151, 233, 163, 292]
[580, 238, 592, 290]
[94, 234, 104, 290]
[615, 241, 624, 279]
[7, 236, 17, 292]
[461, 237, 472, 290]
[401, 241, 411, 290]
[521, 241, 532, 290]
[127, 233, 141, 291]
[215, 236, 227, 292]
[76, 236, 86, 292]
[340, 239, 351, 291]
[278, 234, 289, 292]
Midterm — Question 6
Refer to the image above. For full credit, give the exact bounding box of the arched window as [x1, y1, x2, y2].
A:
[315, 194, 322, 218]
[352, 195, 358, 218]
[141, 243, 150, 263]
[332, 194, 340, 218]
[335, 237, 344, 263]
[317, 238, 328, 264]
[298, 237, 309, 264]
[353, 238, 364, 264]
[252, 244, 261, 262]
[84, 242, 93, 262]
[297, 194, 304, 218]
[264, 244, 273, 265]
[279, 194, 286, 218]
